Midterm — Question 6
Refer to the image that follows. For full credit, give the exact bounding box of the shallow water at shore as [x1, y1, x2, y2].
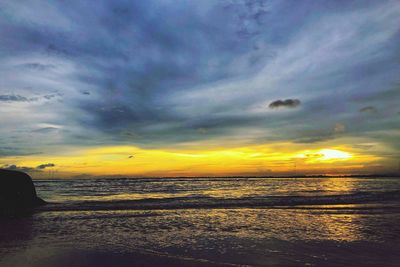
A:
[1, 177, 400, 266]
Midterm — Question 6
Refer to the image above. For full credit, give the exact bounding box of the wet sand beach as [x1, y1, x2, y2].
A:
[1, 177, 400, 266]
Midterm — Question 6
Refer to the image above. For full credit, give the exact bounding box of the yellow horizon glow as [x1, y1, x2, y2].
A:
[0, 143, 382, 178]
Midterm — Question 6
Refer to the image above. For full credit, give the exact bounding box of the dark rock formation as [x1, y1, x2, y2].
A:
[0, 169, 46, 215]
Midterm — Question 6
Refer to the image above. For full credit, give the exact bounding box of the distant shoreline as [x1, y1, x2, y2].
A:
[33, 173, 400, 180]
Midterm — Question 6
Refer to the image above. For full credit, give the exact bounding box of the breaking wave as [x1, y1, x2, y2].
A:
[38, 190, 400, 212]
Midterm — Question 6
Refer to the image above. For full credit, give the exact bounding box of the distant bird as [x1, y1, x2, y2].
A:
[128, 155, 135, 159]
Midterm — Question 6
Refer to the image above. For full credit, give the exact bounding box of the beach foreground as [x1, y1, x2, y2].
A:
[1, 177, 400, 266]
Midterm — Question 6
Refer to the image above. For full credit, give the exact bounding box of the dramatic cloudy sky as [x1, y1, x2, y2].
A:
[0, 0, 399, 177]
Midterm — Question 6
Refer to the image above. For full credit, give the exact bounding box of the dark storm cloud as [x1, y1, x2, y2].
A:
[66, 1, 273, 141]
[269, 99, 301, 109]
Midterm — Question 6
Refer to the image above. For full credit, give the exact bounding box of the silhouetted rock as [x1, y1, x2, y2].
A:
[0, 169, 46, 215]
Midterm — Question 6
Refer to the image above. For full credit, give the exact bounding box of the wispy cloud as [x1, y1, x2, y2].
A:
[0, 94, 29, 102]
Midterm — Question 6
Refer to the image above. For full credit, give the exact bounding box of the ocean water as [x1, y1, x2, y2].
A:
[1, 177, 400, 266]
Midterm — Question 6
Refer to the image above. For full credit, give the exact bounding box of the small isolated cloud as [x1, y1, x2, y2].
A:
[359, 106, 378, 113]
[36, 163, 55, 169]
[0, 94, 29, 102]
[334, 123, 345, 133]
[269, 99, 301, 109]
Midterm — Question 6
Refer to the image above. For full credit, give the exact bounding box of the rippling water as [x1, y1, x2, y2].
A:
[1, 177, 400, 266]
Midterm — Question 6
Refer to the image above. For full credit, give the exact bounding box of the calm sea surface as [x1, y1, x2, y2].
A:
[1, 177, 400, 266]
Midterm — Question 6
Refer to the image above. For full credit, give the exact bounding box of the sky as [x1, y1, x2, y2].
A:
[0, 0, 399, 178]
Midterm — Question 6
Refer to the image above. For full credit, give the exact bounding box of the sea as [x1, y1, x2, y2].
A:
[1, 177, 400, 266]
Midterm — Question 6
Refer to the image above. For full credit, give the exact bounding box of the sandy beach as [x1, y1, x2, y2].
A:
[1, 177, 400, 266]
